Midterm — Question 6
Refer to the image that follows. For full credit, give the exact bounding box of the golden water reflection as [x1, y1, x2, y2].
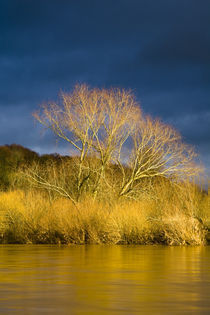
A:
[0, 245, 210, 314]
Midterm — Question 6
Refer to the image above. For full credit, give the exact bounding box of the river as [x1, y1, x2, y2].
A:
[0, 245, 210, 314]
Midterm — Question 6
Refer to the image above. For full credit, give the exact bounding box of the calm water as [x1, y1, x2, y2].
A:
[0, 245, 210, 314]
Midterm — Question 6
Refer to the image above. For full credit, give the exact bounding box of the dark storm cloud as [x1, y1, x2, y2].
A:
[0, 0, 209, 175]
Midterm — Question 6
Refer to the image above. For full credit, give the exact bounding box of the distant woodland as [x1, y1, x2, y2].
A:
[0, 143, 69, 191]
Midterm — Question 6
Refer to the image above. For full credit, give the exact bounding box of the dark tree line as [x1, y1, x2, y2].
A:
[0, 144, 69, 190]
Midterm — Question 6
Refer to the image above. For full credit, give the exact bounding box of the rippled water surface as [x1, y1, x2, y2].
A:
[0, 245, 210, 314]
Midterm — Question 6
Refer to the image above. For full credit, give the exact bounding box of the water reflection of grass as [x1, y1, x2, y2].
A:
[0, 186, 209, 245]
[1, 245, 209, 313]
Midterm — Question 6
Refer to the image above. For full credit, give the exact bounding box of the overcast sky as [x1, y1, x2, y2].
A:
[0, 0, 210, 176]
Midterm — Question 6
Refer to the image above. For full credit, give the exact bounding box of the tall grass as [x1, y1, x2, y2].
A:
[0, 184, 208, 245]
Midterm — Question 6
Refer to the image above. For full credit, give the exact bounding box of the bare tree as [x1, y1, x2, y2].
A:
[31, 84, 201, 202]
[34, 84, 140, 200]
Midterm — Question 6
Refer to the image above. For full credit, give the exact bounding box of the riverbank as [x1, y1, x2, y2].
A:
[0, 189, 209, 245]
